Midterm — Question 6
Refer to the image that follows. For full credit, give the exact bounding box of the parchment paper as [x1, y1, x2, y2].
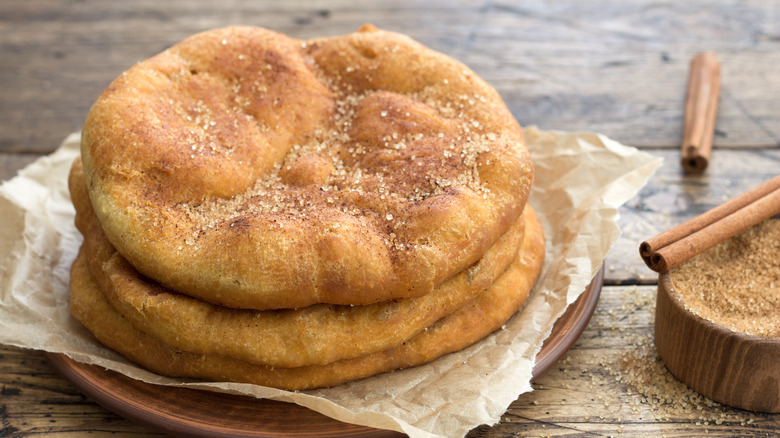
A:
[0, 127, 661, 438]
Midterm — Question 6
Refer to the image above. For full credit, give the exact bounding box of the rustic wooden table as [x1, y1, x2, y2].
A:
[2, 1, 779, 436]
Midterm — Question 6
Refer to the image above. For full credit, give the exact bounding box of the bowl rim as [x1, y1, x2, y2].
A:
[659, 271, 780, 342]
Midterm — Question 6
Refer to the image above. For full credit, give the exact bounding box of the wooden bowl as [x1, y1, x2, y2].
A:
[655, 271, 780, 413]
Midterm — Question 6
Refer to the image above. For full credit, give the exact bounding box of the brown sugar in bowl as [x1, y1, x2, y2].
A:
[654, 226, 780, 413]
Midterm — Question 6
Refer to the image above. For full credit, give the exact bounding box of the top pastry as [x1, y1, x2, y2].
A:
[80, 25, 533, 309]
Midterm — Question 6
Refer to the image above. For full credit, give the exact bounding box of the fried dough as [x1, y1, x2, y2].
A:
[80, 25, 533, 309]
[70, 158, 526, 367]
[69, 205, 545, 390]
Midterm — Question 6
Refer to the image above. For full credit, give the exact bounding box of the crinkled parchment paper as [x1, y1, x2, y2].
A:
[0, 127, 661, 437]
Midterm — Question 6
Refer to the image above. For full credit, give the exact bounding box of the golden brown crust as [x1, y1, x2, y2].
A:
[69, 205, 545, 390]
[70, 157, 526, 367]
[81, 25, 533, 309]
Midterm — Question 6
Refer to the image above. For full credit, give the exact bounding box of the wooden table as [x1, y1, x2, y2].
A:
[2, 1, 779, 436]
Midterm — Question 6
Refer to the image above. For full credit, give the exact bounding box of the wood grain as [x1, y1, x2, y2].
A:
[2, 0, 780, 154]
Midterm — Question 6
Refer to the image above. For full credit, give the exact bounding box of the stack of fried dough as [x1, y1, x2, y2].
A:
[69, 25, 545, 390]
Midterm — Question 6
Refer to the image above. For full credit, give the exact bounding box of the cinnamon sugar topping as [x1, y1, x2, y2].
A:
[176, 77, 502, 251]
[671, 218, 780, 337]
[81, 26, 533, 308]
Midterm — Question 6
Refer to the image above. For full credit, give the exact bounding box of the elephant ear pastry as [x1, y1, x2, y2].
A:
[70, 25, 544, 390]
[69, 202, 545, 390]
[79, 25, 534, 310]
[70, 157, 527, 368]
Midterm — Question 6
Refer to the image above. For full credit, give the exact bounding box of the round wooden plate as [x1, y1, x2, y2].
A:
[45, 266, 603, 437]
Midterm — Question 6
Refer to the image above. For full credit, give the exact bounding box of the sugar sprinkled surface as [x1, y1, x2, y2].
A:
[174, 59, 506, 251]
[671, 218, 780, 338]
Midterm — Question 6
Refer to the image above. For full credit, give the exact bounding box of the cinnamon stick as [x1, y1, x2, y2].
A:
[681, 52, 721, 174]
[640, 174, 780, 273]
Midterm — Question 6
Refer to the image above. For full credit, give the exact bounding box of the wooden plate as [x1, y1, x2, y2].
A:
[532, 265, 604, 380]
[45, 266, 603, 437]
